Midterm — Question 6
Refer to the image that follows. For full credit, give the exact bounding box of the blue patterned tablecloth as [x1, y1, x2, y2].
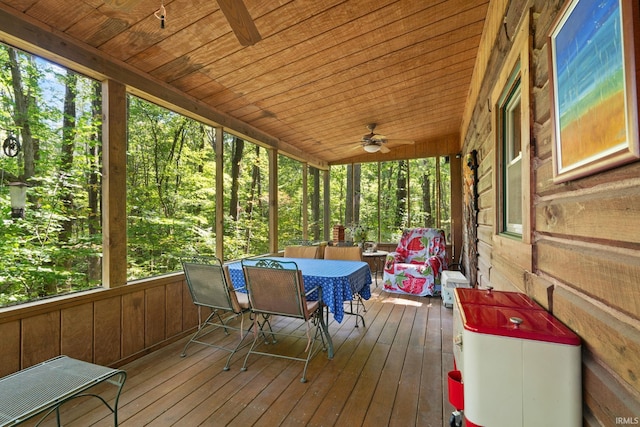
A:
[226, 257, 372, 323]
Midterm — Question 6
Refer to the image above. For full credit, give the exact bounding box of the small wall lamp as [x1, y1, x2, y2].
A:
[8, 181, 28, 219]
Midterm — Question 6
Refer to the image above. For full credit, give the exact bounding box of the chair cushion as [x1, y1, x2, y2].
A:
[306, 300, 320, 316]
[234, 291, 250, 309]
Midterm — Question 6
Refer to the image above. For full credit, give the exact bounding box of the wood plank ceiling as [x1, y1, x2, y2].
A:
[0, 0, 489, 165]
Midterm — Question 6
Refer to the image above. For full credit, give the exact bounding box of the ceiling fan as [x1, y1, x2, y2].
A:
[103, 0, 262, 46]
[356, 123, 414, 154]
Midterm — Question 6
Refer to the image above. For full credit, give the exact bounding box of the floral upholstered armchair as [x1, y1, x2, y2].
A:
[382, 228, 448, 296]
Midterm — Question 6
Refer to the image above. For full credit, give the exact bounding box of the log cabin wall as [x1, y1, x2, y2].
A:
[460, 0, 640, 425]
[0, 274, 197, 376]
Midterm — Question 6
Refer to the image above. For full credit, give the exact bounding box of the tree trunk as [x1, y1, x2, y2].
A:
[311, 167, 320, 240]
[60, 71, 77, 245]
[87, 81, 102, 282]
[7, 48, 36, 180]
[244, 145, 260, 252]
[229, 136, 244, 221]
[353, 163, 361, 225]
[422, 164, 433, 227]
[395, 160, 408, 228]
[344, 164, 355, 226]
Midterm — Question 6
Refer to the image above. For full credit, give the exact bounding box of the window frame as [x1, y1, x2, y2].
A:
[491, 12, 532, 254]
[500, 71, 523, 236]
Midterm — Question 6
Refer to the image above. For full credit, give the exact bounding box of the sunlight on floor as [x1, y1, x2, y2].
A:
[379, 297, 425, 307]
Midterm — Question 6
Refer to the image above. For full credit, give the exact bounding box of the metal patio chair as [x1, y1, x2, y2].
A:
[181, 256, 252, 370]
[240, 258, 333, 383]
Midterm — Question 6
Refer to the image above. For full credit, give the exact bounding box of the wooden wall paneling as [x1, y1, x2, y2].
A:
[489, 250, 528, 293]
[94, 296, 122, 366]
[145, 286, 167, 347]
[476, 255, 492, 288]
[21, 311, 60, 368]
[461, 0, 510, 142]
[536, 239, 640, 319]
[61, 303, 94, 361]
[476, 239, 492, 286]
[122, 290, 146, 357]
[535, 156, 555, 195]
[476, 205, 494, 228]
[536, 186, 640, 245]
[476, 166, 494, 197]
[492, 234, 533, 272]
[525, 273, 554, 311]
[476, 224, 493, 246]
[182, 279, 199, 331]
[0, 276, 197, 374]
[477, 190, 494, 224]
[538, 161, 640, 198]
[0, 320, 20, 376]
[165, 281, 184, 338]
[552, 286, 640, 398]
[533, 118, 553, 160]
[582, 350, 640, 426]
[532, 0, 566, 48]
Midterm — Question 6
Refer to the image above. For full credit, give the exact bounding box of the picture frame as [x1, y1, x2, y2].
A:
[548, 0, 639, 183]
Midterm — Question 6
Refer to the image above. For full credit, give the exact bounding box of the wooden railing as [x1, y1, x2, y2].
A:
[0, 272, 197, 377]
[0, 244, 453, 378]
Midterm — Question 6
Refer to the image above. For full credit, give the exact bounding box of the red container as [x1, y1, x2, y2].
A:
[447, 370, 464, 410]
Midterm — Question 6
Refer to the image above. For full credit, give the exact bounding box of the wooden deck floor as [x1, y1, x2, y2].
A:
[33, 286, 456, 427]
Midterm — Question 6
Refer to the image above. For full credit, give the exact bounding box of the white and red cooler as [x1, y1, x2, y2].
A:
[448, 287, 581, 427]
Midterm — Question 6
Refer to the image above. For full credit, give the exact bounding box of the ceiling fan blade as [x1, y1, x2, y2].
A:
[379, 145, 391, 154]
[384, 139, 415, 146]
[216, 0, 262, 46]
[103, 0, 141, 11]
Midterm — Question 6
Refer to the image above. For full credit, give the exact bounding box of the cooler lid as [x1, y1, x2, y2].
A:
[460, 303, 581, 345]
[455, 288, 542, 310]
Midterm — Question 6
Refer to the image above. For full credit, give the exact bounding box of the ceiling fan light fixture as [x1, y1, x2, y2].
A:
[363, 143, 381, 153]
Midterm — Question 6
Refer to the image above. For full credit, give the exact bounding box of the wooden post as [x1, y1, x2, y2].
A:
[323, 169, 330, 241]
[102, 80, 127, 288]
[450, 154, 463, 265]
[268, 149, 278, 253]
[302, 163, 308, 240]
[215, 127, 224, 260]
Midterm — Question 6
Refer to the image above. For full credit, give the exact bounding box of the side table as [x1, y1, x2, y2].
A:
[0, 355, 126, 426]
[362, 250, 388, 287]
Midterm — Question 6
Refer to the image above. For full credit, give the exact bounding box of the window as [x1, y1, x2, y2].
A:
[127, 96, 218, 278]
[330, 157, 451, 243]
[278, 154, 304, 244]
[0, 44, 103, 305]
[501, 75, 523, 235]
[221, 133, 269, 260]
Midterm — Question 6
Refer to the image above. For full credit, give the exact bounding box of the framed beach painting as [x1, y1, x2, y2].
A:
[548, 0, 639, 182]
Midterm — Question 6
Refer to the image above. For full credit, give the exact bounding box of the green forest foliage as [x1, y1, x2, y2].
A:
[0, 44, 449, 307]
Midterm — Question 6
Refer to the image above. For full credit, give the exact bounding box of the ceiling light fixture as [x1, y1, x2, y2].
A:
[363, 143, 381, 153]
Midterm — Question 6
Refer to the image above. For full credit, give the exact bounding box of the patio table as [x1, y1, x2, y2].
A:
[226, 257, 372, 323]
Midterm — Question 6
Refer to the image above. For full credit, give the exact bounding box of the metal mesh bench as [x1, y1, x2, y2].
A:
[0, 355, 126, 426]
